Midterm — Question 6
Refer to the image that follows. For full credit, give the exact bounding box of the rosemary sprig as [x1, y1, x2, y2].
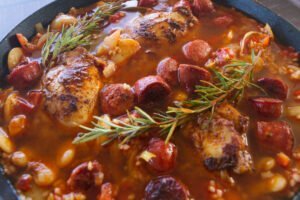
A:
[73, 53, 260, 145]
[42, 1, 124, 67]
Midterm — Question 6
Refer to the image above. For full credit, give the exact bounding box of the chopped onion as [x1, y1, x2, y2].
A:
[263, 24, 274, 39]
[287, 106, 300, 119]
[140, 150, 156, 162]
[35, 22, 45, 34]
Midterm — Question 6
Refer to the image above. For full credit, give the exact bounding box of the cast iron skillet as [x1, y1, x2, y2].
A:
[0, 0, 300, 199]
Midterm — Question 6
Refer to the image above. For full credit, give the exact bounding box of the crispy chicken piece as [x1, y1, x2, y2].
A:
[43, 47, 101, 127]
[189, 103, 252, 173]
[124, 9, 197, 43]
[216, 103, 249, 133]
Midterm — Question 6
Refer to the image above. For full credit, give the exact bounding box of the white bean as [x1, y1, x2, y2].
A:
[267, 173, 287, 192]
[8, 115, 27, 137]
[57, 147, 75, 168]
[0, 128, 14, 154]
[7, 47, 24, 71]
[11, 151, 28, 167]
[257, 157, 275, 172]
[51, 14, 77, 31]
[29, 162, 55, 186]
[4, 93, 18, 122]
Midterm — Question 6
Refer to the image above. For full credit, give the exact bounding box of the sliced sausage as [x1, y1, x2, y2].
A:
[178, 64, 212, 94]
[257, 78, 288, 100]
[100, 84, 135, 116]
[146, 138, 177, 172]
[191, 0, 215, 18]
[145, 176, 190, 200]
[156, 57, 179, 86]
[182, 40, 212, 64]
[213, 15, 234, 27]
[28, 162, 55, 187]
[138, 0, 158, 7]
[249, 97, 283, 118]
[134, 75, 171, 104]
[67, 161, 104, 191]
[7, 61, 42, 90]
[256, 121, 294, 154]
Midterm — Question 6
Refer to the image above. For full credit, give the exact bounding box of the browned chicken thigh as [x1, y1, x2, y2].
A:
[189, 104, 253, 174]
[124, 1, 197, 43]
[43, 47, 102, 127]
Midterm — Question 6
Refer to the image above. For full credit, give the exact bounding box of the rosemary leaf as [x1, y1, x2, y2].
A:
[42, 1, 124, 67]
[73, 56, 259, 145]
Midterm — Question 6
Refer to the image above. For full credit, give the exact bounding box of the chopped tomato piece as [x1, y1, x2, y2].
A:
[16, 33, 37, 53]
[15, 97, 35, 115]
[276, 152, 291, 168]
[16, 174, 32, 192]
[27, 90, 44, 108]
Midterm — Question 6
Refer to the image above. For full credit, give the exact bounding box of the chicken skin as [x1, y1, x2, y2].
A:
[187, 103, 253, 174]
[43, 47, 101, 127]
[124, 4, 197, 43]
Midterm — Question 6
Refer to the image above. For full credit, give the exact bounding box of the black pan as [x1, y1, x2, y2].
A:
[0, 0, 299, 199]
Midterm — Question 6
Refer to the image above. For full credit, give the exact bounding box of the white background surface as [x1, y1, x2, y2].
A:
[0, 0, 54, 40]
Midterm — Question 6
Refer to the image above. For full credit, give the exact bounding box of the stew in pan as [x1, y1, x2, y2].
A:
[0, 0, 299, 199]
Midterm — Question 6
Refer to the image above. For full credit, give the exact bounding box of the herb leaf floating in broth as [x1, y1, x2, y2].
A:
[42, 1, 124, 67]
[73, 49, 262, 145]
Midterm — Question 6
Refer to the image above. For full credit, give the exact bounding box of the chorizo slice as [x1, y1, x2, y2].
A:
[145, 138, 177, 172]
[7, 61, 42, 90]
[134, 75, 171, 104]
[249, 97, 283, 118]
[156, 57, 179, 86]
[138, 0, 158, 7]
[182, 40, 212, 64]
[178, 64, 212, 94]
[191, 0, 215, 18]
[256, 121, 294, 154]
[100, 84, 135, 116]
[257, 77, 288, 100]
[145, 176, 190, 200]
[67, 161, 104, 191]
